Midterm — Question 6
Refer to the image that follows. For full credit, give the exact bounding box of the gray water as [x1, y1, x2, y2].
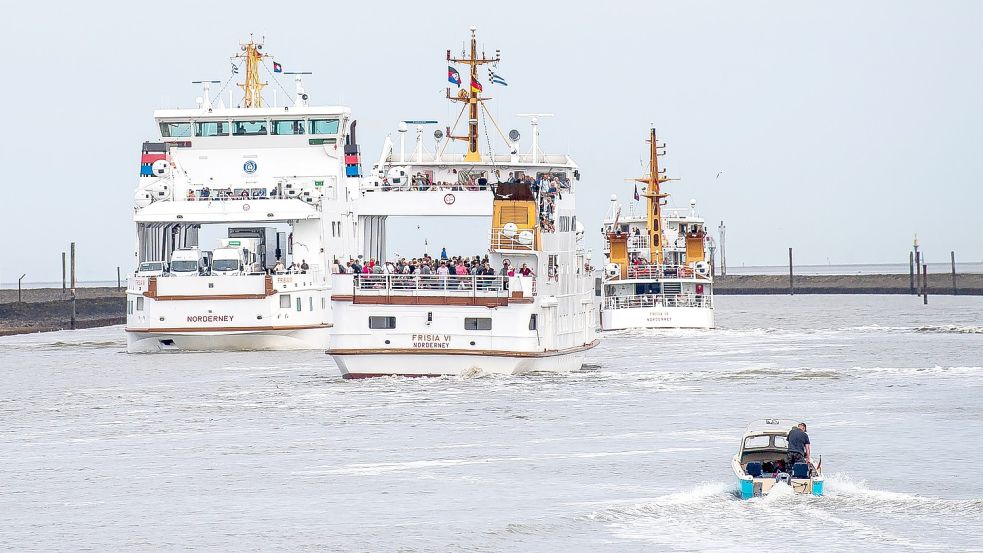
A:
[1, 295, 981, 552]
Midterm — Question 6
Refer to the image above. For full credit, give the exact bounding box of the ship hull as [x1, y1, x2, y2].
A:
[126, 326, 331, 353]
[600, 305, 714, 330]
[330, 342, 597, 378]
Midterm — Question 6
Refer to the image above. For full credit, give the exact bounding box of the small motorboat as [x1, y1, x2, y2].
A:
[732, 418, 824, 499]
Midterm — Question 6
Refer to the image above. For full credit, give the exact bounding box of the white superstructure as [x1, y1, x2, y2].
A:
[599, 130, 714, 330]
[125, 39, 362, 352]
[327, 27, 598, 377]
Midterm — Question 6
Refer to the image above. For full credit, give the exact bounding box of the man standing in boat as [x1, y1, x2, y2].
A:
[787, 423, 811, 468]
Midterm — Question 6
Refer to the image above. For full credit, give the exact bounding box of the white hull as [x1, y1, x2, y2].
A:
[600, 305, 714, 330]
[330, 346, 594, 378]
[126, 326, 330, 353]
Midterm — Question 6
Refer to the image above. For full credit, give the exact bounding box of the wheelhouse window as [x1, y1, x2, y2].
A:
[369, 316, 396, 329]
[196, 121, 230, 137]
[280, 295, 291, 308]
[232, 120, 269, 136]
[160, 122, 192, 137]
[309, 118, 340, 135]
[271, 120, 305, 135]
[465, 317, 492, 331]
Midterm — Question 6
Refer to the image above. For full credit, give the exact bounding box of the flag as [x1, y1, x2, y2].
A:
[470, 77, 483, 94]
[488, 69, 508, 86]
[273, 61, 283, 73]
[634, 184, 640, 201]
[448, 66, 461, 87]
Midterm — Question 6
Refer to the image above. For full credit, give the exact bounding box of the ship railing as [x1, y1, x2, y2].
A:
[361, 180, 496, 193]
[347, 274, 537, 299]
[603, 293, 713, 310]
[615, 264, 711, 281]
[490, 227, 537, 251]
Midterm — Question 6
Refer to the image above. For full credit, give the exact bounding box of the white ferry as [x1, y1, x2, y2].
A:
[599, 130, 714, 330]
[327, 27, 598, 377]
[125, 38, 361, 352]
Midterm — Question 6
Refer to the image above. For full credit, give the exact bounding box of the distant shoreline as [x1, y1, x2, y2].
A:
[2, 276, 981, 337]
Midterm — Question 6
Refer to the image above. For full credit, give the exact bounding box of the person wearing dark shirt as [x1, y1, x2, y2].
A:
[787, 423, 811, 468]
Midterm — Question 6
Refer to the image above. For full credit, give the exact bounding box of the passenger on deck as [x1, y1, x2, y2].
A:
[273, 258, 286, 273]
[300, 260, 310, 273]
[519, 263, 534, 277]
[440, 247, 448, 260]
[187, 189, 196, 201]
[331, 259, 341, 273]
[787, 423, 811, 468]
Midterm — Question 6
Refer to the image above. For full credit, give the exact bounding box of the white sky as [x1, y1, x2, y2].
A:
[2, 0, 981, 283]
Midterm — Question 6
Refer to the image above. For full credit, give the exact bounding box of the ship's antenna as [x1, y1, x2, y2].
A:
[236, 37, 269, 108]
[628, 129, 676, 264]
[191, 80, 221, 110]
[445, 26, 501, 162]
[284, 71, 312, 107]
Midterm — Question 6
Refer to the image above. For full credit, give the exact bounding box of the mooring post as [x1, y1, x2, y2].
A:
[908, 252, 915, 294]
[788, 247, 794, 295]
[18, 273, 26, 303]
[950, 251, 957, 296]
[923, 263, 928, 305]
[70, 242, 77, 330]
[915, 251, 922, 297]
[117, 266, 121, 291]
[62, 252, 66, 294]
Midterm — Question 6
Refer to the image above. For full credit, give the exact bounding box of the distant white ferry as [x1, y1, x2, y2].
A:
[327, 27, 598, 377]
[599, 130, 714, 330]
[125, 38, 361, 352]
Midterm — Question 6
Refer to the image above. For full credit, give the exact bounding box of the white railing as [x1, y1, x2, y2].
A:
[361, 181, 495, 192]
[490, 227, 537, 251]
[603, 293, 713, 310]
[351, 274, 536, 299]
[622, 264, 711, 280]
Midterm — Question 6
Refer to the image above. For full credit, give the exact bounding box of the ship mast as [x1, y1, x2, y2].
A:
[634, 129, 672, 264]
[236, 37, 268, 108]
[446, 26, 500, 162]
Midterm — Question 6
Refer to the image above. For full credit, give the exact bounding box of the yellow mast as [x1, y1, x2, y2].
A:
[634, 129, 672, 264]
[236, 38, 268, 108]
[447, 26, 500, 162]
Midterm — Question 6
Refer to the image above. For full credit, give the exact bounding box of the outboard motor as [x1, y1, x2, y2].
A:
[775, 472, 791, 485]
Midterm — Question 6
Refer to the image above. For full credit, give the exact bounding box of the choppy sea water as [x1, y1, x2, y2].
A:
[1, 295, 981, 552]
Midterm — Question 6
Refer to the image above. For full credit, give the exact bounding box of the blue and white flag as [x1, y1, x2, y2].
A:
[488, 68, 508, 86]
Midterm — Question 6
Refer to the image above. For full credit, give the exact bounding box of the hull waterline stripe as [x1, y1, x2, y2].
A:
[126, 323, 332, 333]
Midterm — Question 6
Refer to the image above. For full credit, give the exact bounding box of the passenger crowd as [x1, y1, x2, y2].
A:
[331, 248, 535, 279]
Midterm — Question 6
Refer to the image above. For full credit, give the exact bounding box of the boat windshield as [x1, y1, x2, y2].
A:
[139, 262, 163, 272]
[212, 259, 240, 272]
[170, 260, 198, 273]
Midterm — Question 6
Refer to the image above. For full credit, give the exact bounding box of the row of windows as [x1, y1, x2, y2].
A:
[160, 118, 341, 138]
[280, 294, 327, 311]
[368, 315, 538, 330]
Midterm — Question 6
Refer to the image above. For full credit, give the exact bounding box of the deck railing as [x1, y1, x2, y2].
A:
[619, 264, 711, 280]
[603, 293, 713, 310]
[350, 273, 538, 300]
[490, 227, 537, 251]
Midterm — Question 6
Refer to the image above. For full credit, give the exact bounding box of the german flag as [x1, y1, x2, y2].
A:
[470, 77, 483, 94]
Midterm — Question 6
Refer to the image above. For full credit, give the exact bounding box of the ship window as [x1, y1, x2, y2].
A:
[280, 295, 291, 308]
[309, 119, 340, 135]
[127, 301, 133, 315]
[321, 297, 326, 309]
[464, 317, 492, 331]
[195, 121, 229, 137]
[271, 120, 306, 135]
[309, 297, 314, 311]
[296, 297, 302, 312]
[232, 120, 269, 136]
[528, 314, 537, 331]
[160, 122, 192, 137]
[136, 297, 144, 311]
[369, 316, 396, 329]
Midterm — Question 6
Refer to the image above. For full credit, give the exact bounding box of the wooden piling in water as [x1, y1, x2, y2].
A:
[788, 248, 794, 295]
[908, 252, 915, 294]
[923, 263, 928, 305]
[117, 266, 121, 291]
[951, 251, 957, 296]
[915, 251, 922, 297]
[70, 242, 77, 330]
[62, 252, 66, 294]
